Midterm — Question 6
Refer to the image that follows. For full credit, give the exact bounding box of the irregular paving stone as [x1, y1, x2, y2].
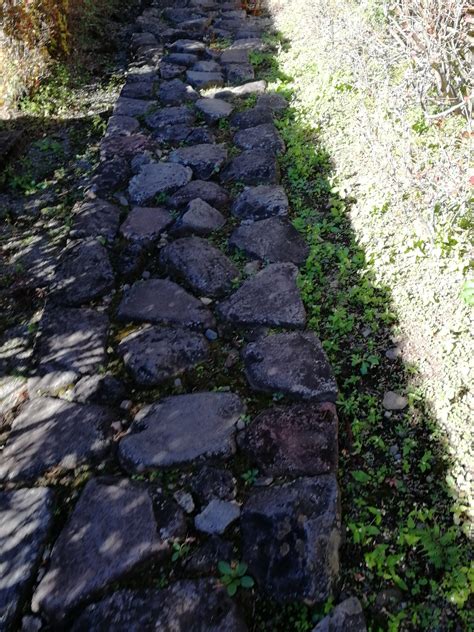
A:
[239, 402, 338, 476]
[106, 115, 140, 136]
[230, 106, 274, 130]
[119, 392, 243, 471]
[120, 206, 172, 243]
[32, 479, 164, 623]
[169, 143, 227, 180]
[71, 374, 126, 406]
[192, 60, 221, 73]
[159, 79, 199, 105]
[221, 47, 250, 64]
[70, 580, 247, 632]
[69, 198, 121, 242]
[162, 52, 199, 66]
[213, 80, 267, 100]
[171, 198, 226, 236]
[153, 123, 194, 144]
[100, 133, 155, 161]
[217, 263, 306, 328]
[190, 466, 237, 505]
[145, 105, 195, 130]
[186, 71, 224, 89]
[126, 64, 158, 83]
[128, 162, 193, 205]
[120, 81, 155, 100]
[241, 476, 340, 603]
[89, 156, 130, 196]
[114, 97, 157, 117]
[221, 149, 279, 185]
[195, 500, 240, 535]
[118, 326, 209, 387]
[195, 97, 234, 123]
[168, 39, 206, 54]
[27, 371, 78, 399]
[243, 331, 338, 401]
[226, 63, 255, 85]
[0, 397, 113, 482]
[0, 488, 53, 630]
[160, 62, 185, 80]
[168, 179, 230, 210]
[160, 236, 239, 297]
[229, 217, 308, 265]
[117, 279, 215, 329]
[234, 123, 285, 155]
[37, 306, 108, 375]
[9, 235, 58, 288]
[185, 126, 216, 144]
[312, 597, 367, 632]
[184, 537, 234, 574]
[52, 239, 114, 307]
[232, 185, 288, 220]
[257, 91, 288, 112]
[163, 8, 205, 24]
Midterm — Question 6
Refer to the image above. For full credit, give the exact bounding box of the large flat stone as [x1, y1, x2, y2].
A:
[238, 402, 338, 476]
[160, 236, 239, 297]
[312, 597, 367, 632]
[145, 106, 195, 130]
[230, 106, 274, 130]
[37, 306, 108, 375]
[119, 392, 243, 471]
[169, 143, 227, 180]
[0, 397, 113, 482]
[168, 179, 230, 210]
[114, 97, 157, 117]
[171, 198, 226, 236]
[232, 185, 289, 220]
[52, 239, 114, 306]
[162, 52, 199, 66]
[32, 479, 164, 623]
[0, 488, 53, 631]
[243, 331, 338, 401]
[69, 199, 121, 242]
[120, 206, 173, 243]
[100, 133, 155, 161]
[128, 162, 193, 205]
[241, 476, 340, 603]
[119, 325, 209, 386]
[195, 97, 234, 123]
[117, 279, 215, 329]
[221, 149, 279, 185]
[159, 79, 199, 106]
[234, 123, 285, 155]
[70, 580, 247, 631]
[217, 263, 306, 328]
[221, 48, 250, 64]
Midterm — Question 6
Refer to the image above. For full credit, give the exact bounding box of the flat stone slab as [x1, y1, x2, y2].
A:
[160, 236, 239, 297]
[217, 263, 306, 328]
[70, 199, 121, 242]
[145, 105, 195, 130]
[160, 62, 186, 80]
[0, 397, 113, 482]
[171, 198, 226, 236]
[71, 374, 126, 406]
[168, 180, 230, 210]
[121, 81, 155, 99]
[312, 597, 367, 632]
[117, 279, 215, 329]
[52, 239, 114, 306]
[100, 134, 155, 161]
[213, 80, 266, 100]
[221, 48, 250, 64]
[71, 580, 247, 631]
[169, 143, 227, 180]
[196, 97, 234, 123]
[32, 479, 163, 623]
[128, 162, 193, 205]
[159, 79, 199, 105]
[168, 39, 206, 54]
[37, 306, 108, 375]
[119, 392, 243, 471]
[243, 331, 338, 401]
[119, 325, 209, 386]
[232, 185, 289, 220]
[226, 63, 255, 85]
[234, 123, 285, 155]
[195, 500, 240, 534]
[229, 217, 308, 265]
[162, 52, 199, 66]
[241, 476, 340, 603]
[114, 97, 156, 117]
[221, 149, 279, 185]
[230, 106, 274, 130]
[239, 402, 338, 476]
[0, 488, 53, 630]
[192, 60, 221, 73]
[120, 206, 173, 243]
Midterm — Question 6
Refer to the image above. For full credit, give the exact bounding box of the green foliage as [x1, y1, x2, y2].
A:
[218, 561, 255, 596]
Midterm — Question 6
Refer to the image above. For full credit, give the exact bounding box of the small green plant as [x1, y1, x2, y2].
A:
[241, 468, 259, 486]
[218, 561, 254, 596]
[171, 540, 191, 562]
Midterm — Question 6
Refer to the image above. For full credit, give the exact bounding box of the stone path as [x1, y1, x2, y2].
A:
[0, 1, 366, 630]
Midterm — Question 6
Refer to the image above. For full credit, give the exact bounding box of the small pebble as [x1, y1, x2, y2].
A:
[174, 378, 183, 388]
[362, 326, 371, 338]
[244, 260, 261, 276]
[200, 297, 213, 305]
[386, 347, 402, 360]
[120, 400, 133, 411]
[111, 421, 122, 433]
[142, 270, 151, 279]
[173, 490, 195, 514]
[383, 391, 408, 411]
[123, 284, 131, 291]
[236, 419, 246, 431]
[205, 329, 218, 341]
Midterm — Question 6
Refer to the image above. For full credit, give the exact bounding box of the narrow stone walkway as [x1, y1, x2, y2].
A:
[0, 1, 366, 630]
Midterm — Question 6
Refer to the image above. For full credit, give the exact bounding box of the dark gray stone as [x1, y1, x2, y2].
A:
[159, 79, 199, 106]
[190, 466, 237, 506]
[217, 263, 306, 328]
[220, 48, 249, 64]
[243, 331, 338, 401]
[119, 326, 209, 386]
[126, 64, 158, 83]
[37, 306, 108, 376]
[221, 149, 279, 185]
[152, 124, 194, 144]
[160, 236, 239, 297]
[70, 198, 121, 242]
[186, 71, 224, 89]
[226, 63, 255, 85]
[257, 92, 288, 112]
[171, 198, 226, 236]
[0, 397, 113, 482]
[228, 38, 266, 51]
[234, 123, 285, 155]
[0, 488, 53, 631]
[114, 97, 157, 117]
[312, 597, 367, 632]
[118, 392, 243, 471]
[121, 81, 155, 99]
[70, 580, 247, 632]
[169, 144, 227, 180]
[163, 53, 199, 66]
[145, 106, 195, 130]
[100, 134, 155, 161]
[229, 217, 308, 265]
[117, 279, 215, 329]
[185, 127, 216, 145]
[231, 107, 273, 130]
[168, 39, 206, 54]
[52, 239, 114, 307]
[192, 60, 221, 73]
[184, 537, 234, 575]
[239, 402, 338, 476]
[128, 162, 193, 205]
[120, 206, 173, 243]
[232, 185, 288, 220]
[32, 479, 164, 623]
[89, 156, 130, 196]
[195, 97, 234, 123]
[195, 500, 240, 534]
[168, 180, 230, 210]
[241, 476, 340, 603]
[116, 242, 146, 280]
[71, 374, 126, 406]
[160, 62, 185, 80]
[131, 32, 157, 49]
[106, 115, 140, 136]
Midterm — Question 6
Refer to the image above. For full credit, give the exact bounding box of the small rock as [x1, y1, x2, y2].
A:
[256, 92, 288, 112]
[312, 597, 367, 632]
[114, 97, 156, 117]
[120, 400, 133, 411]
[145, 105, 195, 130]
[120, 206, 173, 243]
[195, 98, 234, 123]
[173, 490, 195, 514]
[171, 198, 226, 236]
[232, 185, 288, 220]
[195, 500, 240, 535]
[382, 391, 408, 411]
[221, 149, 279, 185]
[168, 180, 230, 210]
[186, 71, 224, 89]
[230, 106, 273, 130]
[205, 329, 218, 341]
[226, 63, 255, 85]
[169, 143, 227, 180]
[234, 123, 285, 155]
[128, 162, 193, 205]
[385, 347, 402, 360]
[159, 79, 199, 106]
[71, 374, 126, 406]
